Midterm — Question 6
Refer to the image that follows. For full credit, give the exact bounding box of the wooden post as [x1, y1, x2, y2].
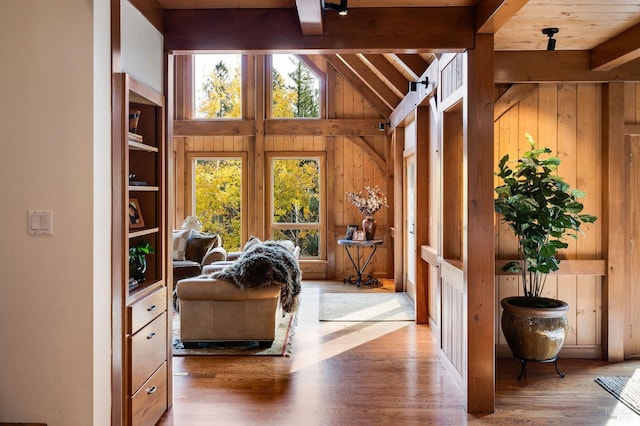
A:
[415, 106, 430, 323]
[393, 128, 405, 291]
[602, 82, 626, 362]
[465, 34, 495, 414]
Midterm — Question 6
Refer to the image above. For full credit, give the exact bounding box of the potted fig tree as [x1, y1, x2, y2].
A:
[494, 134, 597, 376]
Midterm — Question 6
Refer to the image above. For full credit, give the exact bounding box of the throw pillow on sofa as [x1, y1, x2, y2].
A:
[185, 231, 219, 262]
[172, 229, 191, 261]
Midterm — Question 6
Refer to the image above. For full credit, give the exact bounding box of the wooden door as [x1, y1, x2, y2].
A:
[626, 135, 640, 358]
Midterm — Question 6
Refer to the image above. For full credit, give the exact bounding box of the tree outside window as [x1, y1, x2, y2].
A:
[272, 55, 320, 118]
[193, 158, 242, 251]
[271, 157, 321, 257]
[195, 54, 242, 119]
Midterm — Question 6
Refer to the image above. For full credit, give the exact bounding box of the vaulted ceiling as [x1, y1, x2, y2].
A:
[136, 0, 640, 117]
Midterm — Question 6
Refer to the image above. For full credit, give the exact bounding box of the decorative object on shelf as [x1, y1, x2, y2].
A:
[361, 216, 377, 241]
[128, 198, 145, 229]
[129, 241, 154, 288]
[494, 133, 597, 379]
[128, 173, 147, 186]
[182, 216, 203, 231]
[345, 224, 358, 240]
[353, 230, 366, 241]
[345, 185, 388, 240]
[129, 109, 141, 133]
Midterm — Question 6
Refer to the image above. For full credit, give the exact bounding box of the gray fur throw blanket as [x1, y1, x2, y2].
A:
[211, 241, 301, 313]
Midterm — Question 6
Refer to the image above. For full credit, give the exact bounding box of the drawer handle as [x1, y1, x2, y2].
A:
[147, 332, 156, 340]
[147, 385, 157, 395]
[147, 304, 157, 312]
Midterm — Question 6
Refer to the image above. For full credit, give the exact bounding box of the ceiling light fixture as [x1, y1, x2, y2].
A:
[323, 0, 348, 16]
[542, 27, 559, 51]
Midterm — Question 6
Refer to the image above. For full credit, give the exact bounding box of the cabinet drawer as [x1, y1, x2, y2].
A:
[129, 287, 166, 333]
[131, 361, 167, 426]
[130, 312, 167, 393]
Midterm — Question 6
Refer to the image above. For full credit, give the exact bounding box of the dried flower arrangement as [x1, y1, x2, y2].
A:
[345, 185, 389, 217]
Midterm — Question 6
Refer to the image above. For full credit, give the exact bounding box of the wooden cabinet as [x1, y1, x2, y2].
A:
[112, 73, 170, 425]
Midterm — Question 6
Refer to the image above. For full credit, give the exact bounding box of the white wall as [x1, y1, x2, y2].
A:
[0, 1, 111, 425]
[121, 0, 164, 92]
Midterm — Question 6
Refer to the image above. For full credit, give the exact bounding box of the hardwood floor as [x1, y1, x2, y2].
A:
[158, 280, 640, 425]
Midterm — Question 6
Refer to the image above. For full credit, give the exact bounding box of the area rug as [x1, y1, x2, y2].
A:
[595, 376, 640, 416]
[172, 311, 297, 357]
[319, 292, 415, 321]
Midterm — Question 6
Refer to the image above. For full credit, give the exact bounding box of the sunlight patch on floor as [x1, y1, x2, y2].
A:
[289, 321, 410, 373]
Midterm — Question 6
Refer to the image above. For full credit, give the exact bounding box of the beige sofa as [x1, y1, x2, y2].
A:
[175, 239, 301, 348]
[176, 278, 283, 347]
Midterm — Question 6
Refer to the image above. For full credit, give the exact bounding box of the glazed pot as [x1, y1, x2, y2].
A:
[501, 296, 569, 361]
[362, 216, 377, 240]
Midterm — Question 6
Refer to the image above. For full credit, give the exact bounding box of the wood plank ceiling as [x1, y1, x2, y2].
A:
[154, 0, 640, 117]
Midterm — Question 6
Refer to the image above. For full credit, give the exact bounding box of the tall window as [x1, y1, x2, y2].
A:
[194, 54, 242, 119]
[192, 157, 243, 251]
[270, 156, 324, 258]
[271, 54, 320, 118]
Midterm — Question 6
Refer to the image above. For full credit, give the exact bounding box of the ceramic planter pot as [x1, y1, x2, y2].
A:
[501, 296, 569, 361]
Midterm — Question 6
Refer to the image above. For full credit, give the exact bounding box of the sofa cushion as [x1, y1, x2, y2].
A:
[185, 231, 218, 262]
[172, 260, 202, 283]
[172, 229, 191, 261]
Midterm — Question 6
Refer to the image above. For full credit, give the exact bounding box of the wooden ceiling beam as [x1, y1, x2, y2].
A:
[295, 0, 323, 36]
[338, 54, 402, 109]
[324, 55, 392, 117]
[388, 59, 439, 129]
[495, 51, 640, 83]
[265, 119, 386, 136]
[165, 7, 475, 53]
[591, 23, 640, 71]
[475, 0, 529, 34]
[362, 54, 410, 95]
[395, 54, 430, 77]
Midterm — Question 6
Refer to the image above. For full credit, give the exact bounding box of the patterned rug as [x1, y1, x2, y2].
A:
[595, 376, 640, 416]
[319, 292, 415, 321]
[172, 311, 297, 357]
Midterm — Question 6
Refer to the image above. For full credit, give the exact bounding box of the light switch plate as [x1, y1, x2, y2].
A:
[28, 210, 53, 235]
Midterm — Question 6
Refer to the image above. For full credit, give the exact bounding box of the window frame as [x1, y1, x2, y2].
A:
[186, 152, 248, 249]
[266, 152, 326, 260]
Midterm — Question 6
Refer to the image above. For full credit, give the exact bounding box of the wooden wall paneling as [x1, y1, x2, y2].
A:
[576, 276, 598, 346]
[327, 135, 337, 279]
[327, 65, 339, 280]
[439, 260, 465, 392]
[627, 136, 640, 357]
[558, 84, 579, 255]
[442, 105, 463, 261]
[341, 135, 354, 275]
[537, 84, 558, 157]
